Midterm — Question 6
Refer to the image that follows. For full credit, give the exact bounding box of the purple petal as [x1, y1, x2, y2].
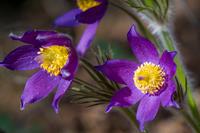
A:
[76, 1, 108, 24]
[106, 87, 144, 112]
[160, 80, 178, 107]
[54, 8, 82, 27]
[52, 79, 72, 113]
[76, 22, 99, 56]
[136, 95, 160, 131]
[10, 30, 73, 49]
[1, 45, 39, 70]
[21, 70, 60, 110]
[61, 47, 78, 80]
[167, 100, 180, 108]
[38, 33, 72, 47]
[127, 25, 159, 63]
[169, 51, 177, 58]
[159, 50, 177, 78]
[0, 63, 4, 67]
[96, 0, 107, 2]
[95, 59, 138, 84]
[9, 30, 57, 46]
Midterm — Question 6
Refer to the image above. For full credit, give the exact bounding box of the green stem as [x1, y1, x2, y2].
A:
[159, 29, 200, 132]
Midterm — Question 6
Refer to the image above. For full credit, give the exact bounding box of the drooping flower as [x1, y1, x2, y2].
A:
[95, 25, 178, 131]
[54, 0, 108, 56]
[0, 30, 78, 113]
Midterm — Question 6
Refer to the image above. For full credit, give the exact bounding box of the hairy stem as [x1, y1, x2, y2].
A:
[159, 30, 200, 130]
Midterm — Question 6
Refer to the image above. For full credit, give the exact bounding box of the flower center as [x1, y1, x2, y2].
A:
[133, 62, 166, 94]
[77, 0, 101, 11]
[36, 45, 70, 76]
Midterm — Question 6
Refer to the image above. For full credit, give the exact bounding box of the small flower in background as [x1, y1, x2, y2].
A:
[96, 25, 178, 131]
[0, 30, 78, 113]
[54, 0, 108, 56]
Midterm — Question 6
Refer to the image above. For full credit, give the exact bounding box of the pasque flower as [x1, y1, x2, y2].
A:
[96, 25, 178, 131]
[54, 0, 108, 56]
[0, 30, 78, 113]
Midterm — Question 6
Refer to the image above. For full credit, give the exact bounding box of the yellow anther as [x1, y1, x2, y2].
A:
[133, 62, 166, 94]
[77, 0, 101, 11]
[36, 45, 70, 76]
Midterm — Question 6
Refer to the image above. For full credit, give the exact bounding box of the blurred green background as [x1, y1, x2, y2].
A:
[0, 0, 200, 133]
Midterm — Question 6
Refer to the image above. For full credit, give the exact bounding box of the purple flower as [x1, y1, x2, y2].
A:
[54, 0, 108, 56]
[95, 25, 178, 131]
[0, 30, 78, 113]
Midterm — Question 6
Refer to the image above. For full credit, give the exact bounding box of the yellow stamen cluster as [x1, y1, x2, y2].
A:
[77, 0, 101, 11]
[133, 62, 166, 94]
[36, 45, 70, 76]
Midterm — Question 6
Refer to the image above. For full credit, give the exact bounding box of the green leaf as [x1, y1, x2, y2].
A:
[142, 0, 154, 7]
[70, 44, 124, 107]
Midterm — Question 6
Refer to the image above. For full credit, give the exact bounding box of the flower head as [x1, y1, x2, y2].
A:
[133, 62, 166, 94]
[36, 45, 70, 76]
[95, 25, 178, 131]
[77, 0, 101, 12]
[0, 30, 78, 113]
[54, 0, 108, 56]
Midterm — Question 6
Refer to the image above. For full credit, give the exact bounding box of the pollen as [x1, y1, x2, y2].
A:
[133, 62, 166, 95]
[36, 45, 70, 76]
[77, 0, 101, 11]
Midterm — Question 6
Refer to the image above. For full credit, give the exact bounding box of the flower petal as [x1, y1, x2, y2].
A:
[10, 30, 73, 48]
[160, 80, 178, 107]
[169, 51, 177, 58]
[76, 1, 108, 24]
[159, 50, 177, 78]
[106, 87, 144, 112]
[38, 33, 72, 47]
[61, 47, 78, 80]
[21, 70, 60, 110]
[52, 79, 72, 113]
[76, 22, 99, 56]
[127, 25, 159, 63]
[1, 45, 39, 70]
[0, 63, 4, 67]
[136, 95, 160, 131]
[54, 8, 82, 27]
[9, 30, 57, 46]
[95, 59, 138, 84]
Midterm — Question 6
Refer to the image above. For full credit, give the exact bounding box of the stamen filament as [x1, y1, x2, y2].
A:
[35, 45, 70, 76]
[133, 62, 166, 94]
